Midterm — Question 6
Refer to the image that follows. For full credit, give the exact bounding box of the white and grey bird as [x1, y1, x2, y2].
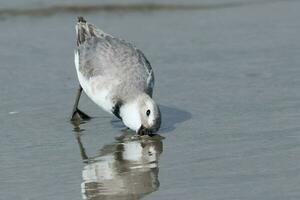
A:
[71, 17, 161, 135]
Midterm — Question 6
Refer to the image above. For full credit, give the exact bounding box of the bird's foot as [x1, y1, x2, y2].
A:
[71, 108, 91, 122]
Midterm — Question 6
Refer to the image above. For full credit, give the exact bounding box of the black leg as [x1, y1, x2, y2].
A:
[71, 85, 91, 121]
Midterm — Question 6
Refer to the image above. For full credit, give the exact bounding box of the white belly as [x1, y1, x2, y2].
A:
[75, 51, 114, 114]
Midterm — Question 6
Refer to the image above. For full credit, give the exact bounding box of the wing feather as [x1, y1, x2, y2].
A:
[77, 34, 154, 96]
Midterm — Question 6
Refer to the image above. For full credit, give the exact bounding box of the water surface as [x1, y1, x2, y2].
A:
[1, 0, 300, 199]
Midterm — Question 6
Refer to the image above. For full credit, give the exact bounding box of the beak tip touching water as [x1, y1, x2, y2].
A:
[137, 125, 157, 136]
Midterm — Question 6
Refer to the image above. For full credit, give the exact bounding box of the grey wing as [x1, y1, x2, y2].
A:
[77, 34, 155, 96]
[76, 19, 115, 79]
[77, 37, 114, 79]
[109, 38, 155, 97]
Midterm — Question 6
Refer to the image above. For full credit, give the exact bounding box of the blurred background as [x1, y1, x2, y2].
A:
[1, 0, 300, 200]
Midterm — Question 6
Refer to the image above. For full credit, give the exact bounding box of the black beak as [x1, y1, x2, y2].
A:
[137, 125, 154, 136]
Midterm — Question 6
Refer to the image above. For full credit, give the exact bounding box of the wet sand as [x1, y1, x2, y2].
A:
[1, 0, 300, 199]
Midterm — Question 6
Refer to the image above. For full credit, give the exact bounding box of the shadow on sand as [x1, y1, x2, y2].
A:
[159, 105, 192, 133]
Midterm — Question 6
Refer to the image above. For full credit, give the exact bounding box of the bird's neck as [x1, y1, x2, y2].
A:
[120, 100, 141, 132]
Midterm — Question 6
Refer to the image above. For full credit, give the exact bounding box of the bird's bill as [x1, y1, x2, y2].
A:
[137, 125, 146, 135]
[137, 125, 154, 136]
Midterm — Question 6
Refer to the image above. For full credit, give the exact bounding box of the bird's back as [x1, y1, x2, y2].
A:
[76, 19, 154, 98]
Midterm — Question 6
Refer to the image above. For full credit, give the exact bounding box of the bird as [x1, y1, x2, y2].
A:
[71, 17, 161, 135]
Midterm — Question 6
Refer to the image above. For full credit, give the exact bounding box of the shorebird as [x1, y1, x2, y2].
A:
[71, 17, 161, 135]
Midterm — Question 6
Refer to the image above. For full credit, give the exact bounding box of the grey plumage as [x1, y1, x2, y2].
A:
[76, 21, 154, 100]
[74, 17, 161, 133]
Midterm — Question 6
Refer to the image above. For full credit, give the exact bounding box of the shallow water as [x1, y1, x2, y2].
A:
[1, 0, 300, 199]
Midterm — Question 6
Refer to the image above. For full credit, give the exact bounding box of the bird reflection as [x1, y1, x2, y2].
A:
[75, 131, 163, 200]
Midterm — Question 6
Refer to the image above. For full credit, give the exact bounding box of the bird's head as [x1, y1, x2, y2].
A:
[120, 94, 161, 135]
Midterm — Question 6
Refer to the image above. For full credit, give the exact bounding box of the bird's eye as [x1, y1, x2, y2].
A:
[146, 109, 151, 116]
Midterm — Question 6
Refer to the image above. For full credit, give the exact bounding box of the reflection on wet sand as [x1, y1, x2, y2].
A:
[75, 132, 164, 200]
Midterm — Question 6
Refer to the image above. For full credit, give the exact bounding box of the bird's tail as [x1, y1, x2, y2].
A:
[76, 16, 107, 46]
